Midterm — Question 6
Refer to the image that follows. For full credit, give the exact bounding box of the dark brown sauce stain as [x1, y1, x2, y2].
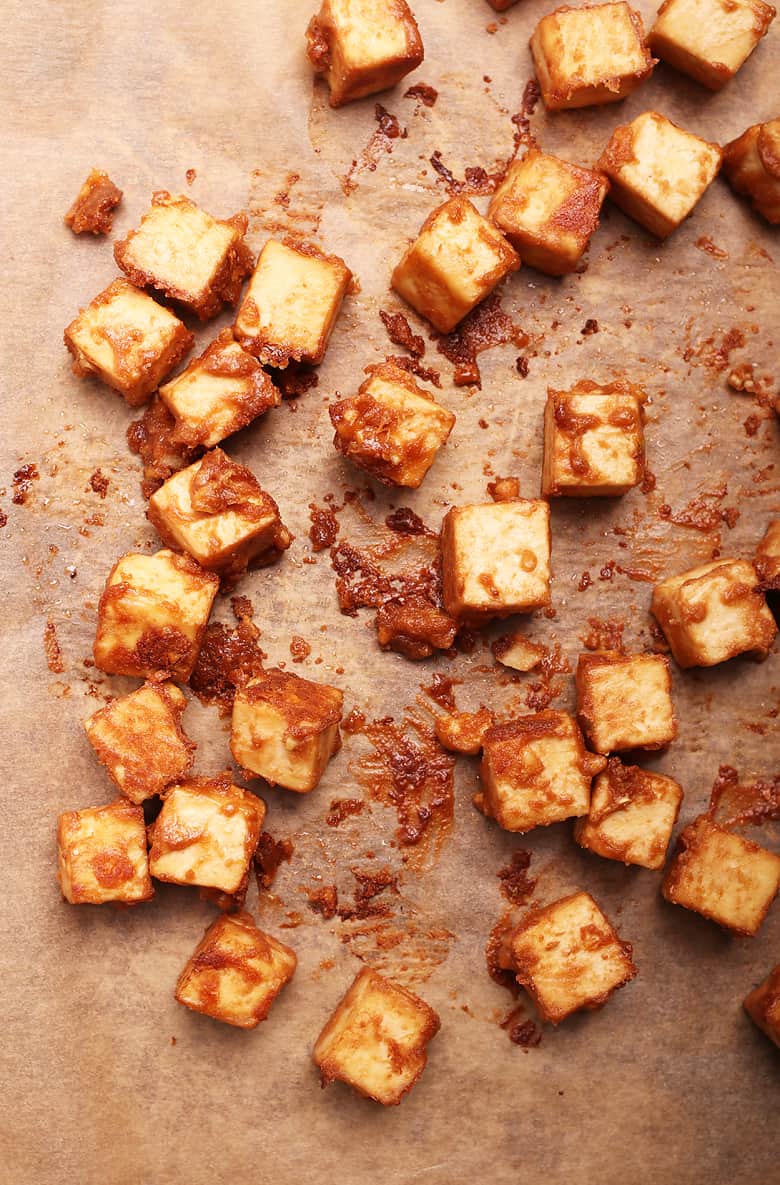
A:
[11, 463, 39, 505]
[658, 484, 739, 532]
[309, 502, 340, 551]
[435, 293, 528, 388]
[497, 849, 537, 907]
[342, 104, 406, 195]
[44, 620, 64, 674]
[380, 308, 425, 358]
[708, 764, 780, 827]
[404, 82, 438, 108]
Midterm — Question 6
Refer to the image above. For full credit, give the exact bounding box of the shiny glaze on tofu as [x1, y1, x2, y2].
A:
[306, 0, 424, 107]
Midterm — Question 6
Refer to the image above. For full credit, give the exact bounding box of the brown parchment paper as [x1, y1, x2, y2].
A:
[1, 2, 779, 1183]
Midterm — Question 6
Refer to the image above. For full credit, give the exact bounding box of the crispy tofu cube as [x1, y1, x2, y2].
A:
[441, 499, 551, 621]
[598, 111, 722, 238]
[84, 681, 195, 804]
[663, 817, 780, 935]
[434, 708, 493, 755]
[64, 168, 122, 235]
[231, 669, 343, 792]
[649, 0, 775, 90]
[755, 520, 780, 589]
[574, 757, 683, 869]
[330, 361, 455, 488]
[723, 119, 780, 224]
[478, 711, 606, 833]
[148, 448, 292, 579]
[375, 594, 459, 660]
[488, 151, 609, 275]
[744, 965, 780, 1048]
[576, 651, 677, 753]
[542, 378, 646, 497]
[175, 912, 297, 1029]
[651, 558, 776, 668]
[148, 774, 265, 894]
[306, 0, 424, 107]
[234, 239, 352, 368]
[313, 967, 440, 1104]
[93, 549, 219, 682]
[114, 191, 253, 320]
[509, 892, 636, 1023]
[492, 632, 546, 672]
[391, 197, 520, 334]
[530, 2, 655, 111]
[57, 798, 153, 905]
[64, 278, 193, 407]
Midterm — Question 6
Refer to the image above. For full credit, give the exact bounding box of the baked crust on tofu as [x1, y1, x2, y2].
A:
[598, 111, 722, 238]
[330, 361, 455, 488]
[391, 197, 520, 334]
[651, 558, 776, 667]
[723, 119, 780, 224]
[114, 191, 254, 320]
[542, 378, 646, 497]
[488, 152, 609, 275]
[313, 967, 440, 1104]
[231, 669, 344, 792]
[84, 681, 195, 803]
[530, 2, 655, 110]
[306, 0, 424, 107]
[175, 912, 297, 1029]
[57, 798, 154, 906]
[574, 757, 683, 869]
[64, 168, 122, 235]
[755, 520, 780, 589]
[64, 278, 194, 407]
[234, 239, 352, 367]
[509, 891, 636, 1023]
[576, 651, 677, 753]
[662, 817, 780, 935]
[93, 549, 219, 682]
[744, 965, 780, 1048]
[649, 0, 775, 90]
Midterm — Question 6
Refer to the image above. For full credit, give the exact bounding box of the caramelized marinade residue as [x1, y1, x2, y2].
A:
[708, 764, 780, 826]
[497, 850, 537, 907]
[435, 293, 528, 387]
[255, 833, 294, 889]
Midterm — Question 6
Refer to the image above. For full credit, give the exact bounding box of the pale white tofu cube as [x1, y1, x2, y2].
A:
[576, 651, 677, 753]
[744, 965, 780, 1048]
[306, 0, 424, 106]
[542, 379, 646, 496]
[723, 119, 780, 224]
[649, 0, 775, 90]
[574, 757, 683, 869]
[57, 798, 154, 906]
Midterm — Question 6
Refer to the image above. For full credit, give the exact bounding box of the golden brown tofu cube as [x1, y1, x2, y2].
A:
[744, 965, 780, 1049]
[234, 239, 352, 368]
[114, 191, 253, 320]
[231, 669, 343, 793]
[84, 681, 195, 804]
[651, 558, 776, 668]
[64, 278, 194, 407]
[598, 111, 722, 238]
[663, 817, 780, 935]
[148, 774, 265, 894]
[576, 651, 677, 753]
[509, 891, 636, 1023]
[649, 0, 775, 90]
[434, 708, 493, 755]
[175, 912, 297, 1029]
[330, 361, 455, 488]
[542, 379, 646, 497]
[306, 0, 424, 107]
[574, 757, 683, 869]
[723, 119, 780, 224]
[64, 168, 122, 235]
[93, 549, 219, 682]
[391, 197, 520, 334]
[755, 520, 780, 589]
[530, 2, 655, 110]
[441, 499, 551, 621]
[313, 967, 440, 1104]
[57, 798, 154, 906]
[488, 151, 609, 275]
[479, 712, 606, 833]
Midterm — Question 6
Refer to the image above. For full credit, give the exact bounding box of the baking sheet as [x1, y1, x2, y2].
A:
[1, 1, 779, 1182]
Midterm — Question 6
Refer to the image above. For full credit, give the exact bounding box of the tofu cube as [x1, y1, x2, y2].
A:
[509, 891, 636, 1023]
[306, 0, 424, 107]
[478, 711, 607, 833]
[234, 239, 352, 367]
[756, 520, 780, 589]
[649, 0, 775, 90]
[651, 558, 777, 667]
[391, 197, 520, 334]
[148, 448, 292, 579]
[64, 278, 194, 407]
[598, 111, 722, 238]
[64, 168, 122, 235]
[434, 707, 493, 755]
[114, 191, 254, 320]
[441, 499, 551, 621]
[744, 965, 780, 1049]
[330, 361, 455, 488]
[574, 757, 684, 869]
[148, 774, 266, 894]
[530, 2, 655, 111]
[158, 328, 281, 450]
[93, 549, 219, 682]
[57, 798, 153, 906]
[313, 967, 440, 1104]
[542, 379, 646, 497]
[663, 816, 780, 935]
[84, 681, 195, 804]
[488, 151, 609, 275]
[175, 912, 297, 1029]
[492, 632, 546, 672]
[231, 669, 343, 792]
[723, 119, 780, 224]
[576, 651, 677, 753]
